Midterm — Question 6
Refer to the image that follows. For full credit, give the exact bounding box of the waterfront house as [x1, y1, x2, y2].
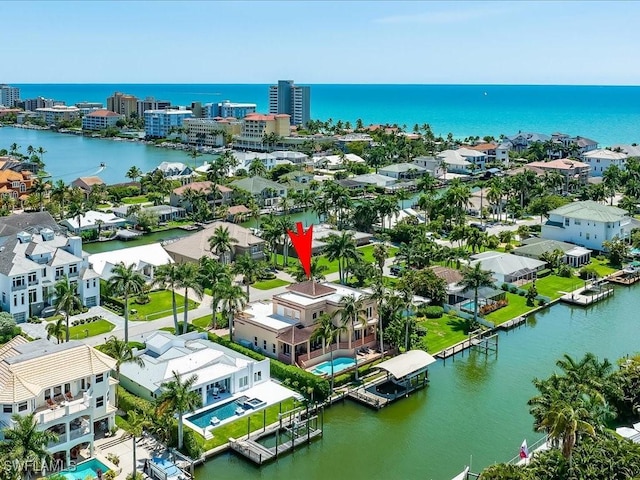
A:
[313, 153, 366, 171]
[36, 105, 81, 125]
[430, 266, 465, 304]
[163, 221, 265, 263]
[0, 212, 101, 321]
[469, 251, 546, 285]
[512, 237, 592, 267]
[437, 150, 472, 174]
[413, 156, 447, 179]
[230, 175, 288, 208]
[88, 243, 173, 281]
[170, 181, 232, 209]
[151, 162, 194, 181]
[81, 109, 123, 131]
[506, 132, 550, 153]
[271, 150, 310, 165]
[526, 158, 590, 192]
[60, 210, 126, 234]
[0, 336, 117, 467]
[541, 200, 636, 251]
[71, 177, 105, 198]
[119, 330, 271, 403]
[233, 281, 378, 369]
[456, 147, 488, 171]
[378, 163, 427, 181]
[111, 204, 186, 223]
[495, 141, 511, 165]
[0, 168, 33, 203]
[231, 152, 278, 172]
[351, 173, 397, 188]
[308, 224, 372, 255]
[582, 149, 628, 177]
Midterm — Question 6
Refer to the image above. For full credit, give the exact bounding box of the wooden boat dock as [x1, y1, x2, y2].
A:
[228, 407, 323, 465]
[608, 271, 640, 286]
[498, 315, 527, 330]
[560, 281, 614, 306]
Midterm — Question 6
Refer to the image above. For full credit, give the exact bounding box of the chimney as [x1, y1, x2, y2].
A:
[67, 236, 83, 257]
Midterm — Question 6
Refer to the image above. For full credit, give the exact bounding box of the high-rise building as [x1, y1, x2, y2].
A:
[143, 109, 193, 138]
[17, 97, 64, 111]
[106, 92, 138, 118]
[205, 100, 257, 119]
[136, 97, 171, 118]
[268, 80, 310, 126]
[0, 85, 20, 108]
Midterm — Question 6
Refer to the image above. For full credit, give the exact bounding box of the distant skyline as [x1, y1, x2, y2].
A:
[3, 1, 640, 85]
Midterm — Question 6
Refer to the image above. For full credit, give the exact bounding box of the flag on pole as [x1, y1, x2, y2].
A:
[519, 439, 529, 459]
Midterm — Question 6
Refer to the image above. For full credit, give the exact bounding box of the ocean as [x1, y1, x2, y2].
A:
[14, 84, 640, 145]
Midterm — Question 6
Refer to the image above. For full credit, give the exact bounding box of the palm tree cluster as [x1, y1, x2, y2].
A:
[481, 352, 640, 479]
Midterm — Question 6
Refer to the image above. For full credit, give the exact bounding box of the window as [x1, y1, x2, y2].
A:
[574, 220, 581, 225]
[20, 293, 24, 305]
[254, 371, 262, 382]
[239, 376, 248, 388]
[86, 280, 90, 289]
[586, 233, 590, 240]
[93, 279, 97, 287]
[312, 312, 317, 320]
[55, 267, 64, 278]
[28, 290, 36, 303]
[564, 218, 570, 226]
[366, 306, 373, 318]
[254, 336, 258, 347]
[64, 383, 71, 393]
[69, 264, 77, 275]
[96, 396, 104, 408]
[272, 343, 276, 354]
[27, 272, 37, 284]
[18, 402, 27, 412]
[96, 374, 104, 383]
[2, 404, 12, 413]
[12, 276, 25, 288]
[263, 340, 267, 350]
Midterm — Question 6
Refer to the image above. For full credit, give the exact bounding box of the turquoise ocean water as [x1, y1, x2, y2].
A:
[14, 84, 640, 145]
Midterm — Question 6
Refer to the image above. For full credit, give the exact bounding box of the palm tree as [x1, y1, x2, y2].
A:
[108, 262, 146, 343]
[46, 317, 66, 344]
[538, 401, 596, 461]
[248, 158, 267, 177]
[337, 294, 367, 380]
[31, 178, 49, 211]
[289, 257, 327, 283]
[127, 410, 149, 477]
[1, 414, 57, 477]
[36, 146, 46, 168]
[232, 254, 266, 301]
[101, 336, 145, 406]
[153, 263, 181, 333]
[459, 263, 494, 329]
[208, 225, 238, 265]
[51, 180, 68, 219]
[197, 257, 231, 330]
[310, 313, 345, 391]
[219, 282, 248, 341]
[53, 275, 82, 342]
[175, 262, 204, 334]
[126, 166, 143, 193]
[156, 372, 202, 450]
[323, 231, 359, 284]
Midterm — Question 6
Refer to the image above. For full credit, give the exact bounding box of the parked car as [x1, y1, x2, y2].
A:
[470, 222, 487, 232]
[41, 306, 57, 318]
[390, 264, 405, 276]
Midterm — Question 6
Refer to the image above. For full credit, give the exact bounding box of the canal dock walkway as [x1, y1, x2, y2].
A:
[559, 282, 614, 306]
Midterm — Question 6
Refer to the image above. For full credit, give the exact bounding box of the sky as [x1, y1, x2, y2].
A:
[3, 1, 639, 85]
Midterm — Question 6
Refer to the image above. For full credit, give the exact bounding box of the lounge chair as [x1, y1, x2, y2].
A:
[65, 391, 74, 401]
[235, 407, 245, 415]
[210, 416, 221, 426]
[46, 398, 56, 409]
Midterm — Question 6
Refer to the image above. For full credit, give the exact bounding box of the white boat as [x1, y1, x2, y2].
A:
[451, 466, 469, 480]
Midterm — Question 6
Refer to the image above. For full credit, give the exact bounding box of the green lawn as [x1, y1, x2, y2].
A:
[128, 290, 198, 321]
[485, 292, 533, 325]
[418, 315, 469, 353]
[67, 319, 115, 340]
[121, 195, 149, 204]
[253, 278, 290, 290]
[271, 244, 399, 275]
[532, 275, 582, 299]
[589, 258, 618, 277]
[197, 397, 297, 450]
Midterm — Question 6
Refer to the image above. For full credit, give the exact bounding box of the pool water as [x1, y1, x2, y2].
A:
[461, 301, 477, 311]
[52, 458, 110, 480]
[187, 400, 244, 428]
[313, 356, 356, 376]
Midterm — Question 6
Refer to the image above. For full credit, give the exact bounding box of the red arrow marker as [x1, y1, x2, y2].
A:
[287, 222, 313, 280]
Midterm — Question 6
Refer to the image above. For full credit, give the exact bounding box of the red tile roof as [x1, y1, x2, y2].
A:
[87, 109, 121, 118]
[286, 281, 336, 298]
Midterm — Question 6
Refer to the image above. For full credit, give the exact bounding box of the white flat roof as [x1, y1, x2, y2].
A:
[376, 350, 437, 379]
[242, 301, 298, 330]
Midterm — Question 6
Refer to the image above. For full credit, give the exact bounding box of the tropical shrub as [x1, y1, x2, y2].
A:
[424, 306, 444, 318]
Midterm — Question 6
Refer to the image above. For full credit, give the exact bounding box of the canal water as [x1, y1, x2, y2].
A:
[82, 228, 190, 254]
[197, 286, 639, 480]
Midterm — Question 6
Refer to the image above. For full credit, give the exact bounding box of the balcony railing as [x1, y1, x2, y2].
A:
[37, 395, 92, 425]
[69, 426, 91, 441]
[11, 284, 27, 291]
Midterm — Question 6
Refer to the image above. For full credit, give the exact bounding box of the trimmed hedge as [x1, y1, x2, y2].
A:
[208, 333, 330, 401]
[537, 268, 552, 278]
[118, 386, 154, 415]
[424, 306, 444, 319]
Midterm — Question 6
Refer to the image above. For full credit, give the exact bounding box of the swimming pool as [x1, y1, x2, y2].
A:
[186, 399, 245, 428]
[461, 301, 477, 312]
[312, 356, 356, 376]
[52, 458, 110, 480]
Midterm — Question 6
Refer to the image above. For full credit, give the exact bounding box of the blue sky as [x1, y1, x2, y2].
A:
[3, 1, 639, 84]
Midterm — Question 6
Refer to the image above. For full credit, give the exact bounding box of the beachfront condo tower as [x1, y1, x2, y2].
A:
[268, 80, 310, 126]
